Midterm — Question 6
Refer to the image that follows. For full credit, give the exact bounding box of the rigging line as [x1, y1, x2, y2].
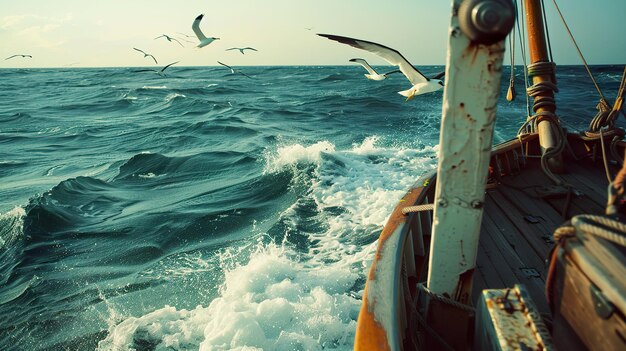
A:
[617, 66, 626, 120]
[507, 27, 517, 101]
[516, 0, 532, 121]
[618, 66, 626, 92]
[550, 0, 606, 102]
[599, 128, 613, 183]
[509, 31, 515, 80]
[540, 0, 554, 62]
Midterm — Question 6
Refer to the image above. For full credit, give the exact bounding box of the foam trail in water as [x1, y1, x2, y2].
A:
[98, 137, 437, 350]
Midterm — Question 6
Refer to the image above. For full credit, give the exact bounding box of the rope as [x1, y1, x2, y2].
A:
[553, 224, 576, 242]
[588, 99, 613, 132]
[572, 214, 626, 247]
[611, 136, 624, 165]
[402, 203, 434, 215]
[560, 185, 573, 221]
[507, 21, 517, 102]
[550, 0, 606, 102]
[515, 0, 533, 120]
[587, 66, 625, 132]
[599, 128, 613, 183]
[522, 62, 566, 186]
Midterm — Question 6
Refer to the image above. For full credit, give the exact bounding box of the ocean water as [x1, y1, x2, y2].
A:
[0, 65, 623, 350]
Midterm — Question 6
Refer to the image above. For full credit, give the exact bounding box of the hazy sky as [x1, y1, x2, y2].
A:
[1, 0, 624, 68]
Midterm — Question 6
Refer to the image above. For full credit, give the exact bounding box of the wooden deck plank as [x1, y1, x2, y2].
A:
[476, 241, 506, 289]
[470, 261, 488, 306]
[487, 189, 554, 259]
[482, 199, 548, 275]
[480, 211, 550, 313]
[521, 165, 605, 219]
[564, 159, 612, 207]
[477, 230, 521, 289]
[472, 152, 615, 316]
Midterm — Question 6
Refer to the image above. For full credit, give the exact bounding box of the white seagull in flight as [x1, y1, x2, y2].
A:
[133, 48, 158, 64]
[217, 61, 253, 79]
[348, 58, 400, 81]
[226, 47, 258, 55]
[318, 34, 444, 100]
[5, 54, 32, 60]
[192, 14, 220, 48]
[154, 34, 184, 47]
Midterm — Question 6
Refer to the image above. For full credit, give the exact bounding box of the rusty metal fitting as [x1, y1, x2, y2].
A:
[458, 0, 515, 45]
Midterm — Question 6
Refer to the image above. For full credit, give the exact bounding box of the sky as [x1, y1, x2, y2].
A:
[1, 0, 625, 68]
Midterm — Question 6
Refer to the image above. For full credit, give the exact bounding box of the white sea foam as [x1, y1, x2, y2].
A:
[138, 172, 159, 179]
[0, 206, 26, 249]
[263, 141, 335, 174]
[98, 137, 437, 350]
[141, 85, 168, 90]
[166, 93, 186, 102]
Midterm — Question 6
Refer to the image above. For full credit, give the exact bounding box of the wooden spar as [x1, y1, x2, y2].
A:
[426, 0, 513, 299]
[525, 0, 564, 170]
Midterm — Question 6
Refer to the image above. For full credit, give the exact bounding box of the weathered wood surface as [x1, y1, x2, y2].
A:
[475, 154, 617, 317]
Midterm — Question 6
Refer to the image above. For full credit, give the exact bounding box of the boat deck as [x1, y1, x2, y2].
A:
[472, 156, 612, 314]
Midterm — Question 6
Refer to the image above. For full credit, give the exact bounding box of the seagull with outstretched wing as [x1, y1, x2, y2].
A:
[226, 47, 258, 55]
[154, 34, 184, 47]
[318, 34, 444, 100]
[217, 61, 253, 79]
[5, 54, 32, 60]
[348, 58, 400, 81]
[192, 14, 220, 48]
[134, 61, 179, 76]
[133, 48, 158, 64]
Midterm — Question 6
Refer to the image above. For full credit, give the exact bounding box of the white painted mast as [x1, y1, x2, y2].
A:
[426, 0, 515, 299]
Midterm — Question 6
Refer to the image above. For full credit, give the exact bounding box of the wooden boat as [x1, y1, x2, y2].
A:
[354, 0, 626, 350]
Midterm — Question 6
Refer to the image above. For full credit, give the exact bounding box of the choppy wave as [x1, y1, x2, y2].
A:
[0, 65, 623, 350]
[95, 137, 438, 350]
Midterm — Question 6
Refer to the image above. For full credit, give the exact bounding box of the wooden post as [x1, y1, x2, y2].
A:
[427, 0, 513, 299]
[525, 0, 564, 171]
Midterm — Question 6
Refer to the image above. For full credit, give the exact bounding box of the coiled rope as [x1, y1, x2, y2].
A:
[552, 215, 626, 246]
[518, 61, 566, 185]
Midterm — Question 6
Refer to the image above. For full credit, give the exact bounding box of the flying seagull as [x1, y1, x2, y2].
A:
[154, 34, 184, 47]
[226, 47, 258, 55]
[175, 32, 196, 43]
[133, 48, 158, 64]
[192, 14, 220, 48]
[318, 34, 444, 100]
[217, 61, 253, 79]
[348, 58, 401, 81]
[134, 61, 179, 76]
[5, 54, 32, 60]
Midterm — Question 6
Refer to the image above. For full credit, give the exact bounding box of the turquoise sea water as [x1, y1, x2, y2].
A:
[0, 65, 623, 350]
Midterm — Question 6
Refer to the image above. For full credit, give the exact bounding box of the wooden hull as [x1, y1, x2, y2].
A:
[354, 132, 626, 350]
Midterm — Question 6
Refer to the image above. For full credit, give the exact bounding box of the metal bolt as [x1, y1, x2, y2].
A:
[458, 0, 515, 45]
[471, 200, 483, 209]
